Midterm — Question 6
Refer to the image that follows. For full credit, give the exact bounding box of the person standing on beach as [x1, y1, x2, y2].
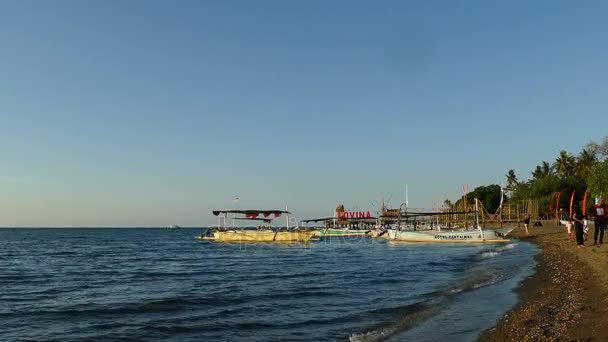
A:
[566, 218, 574, 244]
[572, 207, 585, 248]
[583, 215, 589, 241]
[523, 214, 531, 235]
[590, 197, 608, 245]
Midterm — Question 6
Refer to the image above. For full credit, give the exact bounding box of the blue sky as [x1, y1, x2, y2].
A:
[1, 1, 607, 226]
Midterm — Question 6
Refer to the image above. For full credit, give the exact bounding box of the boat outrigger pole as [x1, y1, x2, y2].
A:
[272, 206, 290, 241]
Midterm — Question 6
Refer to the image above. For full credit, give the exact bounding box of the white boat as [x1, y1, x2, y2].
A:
[383, 198, 515, 243]
[385, 226, 515, 243]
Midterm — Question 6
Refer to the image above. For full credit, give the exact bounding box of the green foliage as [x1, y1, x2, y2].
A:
[531, 161, 553, 180]
[442, 199, 453, 211]
[575, 149, 598, 179]
[588, 160, 608, 198]
[510, 173, 587, 216]
[506, 169, 518, 189]
[449, 136, 607, 218]
[508, 148, 600, 216]
[455, 184, 504, 213]
[553, 150, 576, 179]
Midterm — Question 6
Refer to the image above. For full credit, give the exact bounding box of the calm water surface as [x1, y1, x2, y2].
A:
[0, 228, 538, 341]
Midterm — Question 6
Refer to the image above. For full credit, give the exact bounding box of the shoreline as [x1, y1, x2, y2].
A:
[479, 222, 608, 341]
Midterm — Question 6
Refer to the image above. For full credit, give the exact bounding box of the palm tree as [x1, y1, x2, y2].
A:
[532, 165, 543, 179]
[554, 151, 575, 178]
[531, 161, 554, 179]
[575, 149, 598, 178]
[541, 161, 553, 177]
[442, 199, 453, 211]
[505, 169, 518, 189]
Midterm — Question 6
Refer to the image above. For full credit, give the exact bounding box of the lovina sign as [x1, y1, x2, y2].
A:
[337, 211, 372, 219]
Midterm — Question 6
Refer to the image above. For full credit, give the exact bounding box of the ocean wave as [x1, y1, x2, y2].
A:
[1, 295, 206, 318]
[350, 299, 443, 342]
[2, 286, 346, 320]
[241, 270, 347, 282]
[128, 270, 229, 278]
[475, 243, 517, 260]
[426, 261, 451, 267]
[350, 267, 507, 341]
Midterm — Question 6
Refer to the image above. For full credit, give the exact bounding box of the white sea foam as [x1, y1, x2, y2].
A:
[447, 287, 463, 294]
[349, 329, 388, 342]
[496, 243, 517, 251]
[479, 251, 499, 259]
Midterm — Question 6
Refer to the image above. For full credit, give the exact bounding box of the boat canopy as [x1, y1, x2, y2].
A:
[301, 217, 378, 223]
[233, 217, 273, 223]
[212, 210, 290, 218]
[380, 210, 473, 218]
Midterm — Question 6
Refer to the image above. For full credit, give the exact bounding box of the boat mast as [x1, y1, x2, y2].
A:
[333, 206, 336, 229]
[475, 198, 484, 240]
[405, 184, 409, 212]
[285, 206, 290, 229]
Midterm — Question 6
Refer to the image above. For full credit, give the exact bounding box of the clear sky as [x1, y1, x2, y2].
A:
[1, 1, 607, 227]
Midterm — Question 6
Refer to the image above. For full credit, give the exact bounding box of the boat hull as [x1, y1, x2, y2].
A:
[198, 230, 317, 242]
[314, 228, 371, 237]
[386, 227, 515, 243]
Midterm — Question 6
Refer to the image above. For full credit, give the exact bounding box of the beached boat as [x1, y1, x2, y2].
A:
[197, 209, 317, 243]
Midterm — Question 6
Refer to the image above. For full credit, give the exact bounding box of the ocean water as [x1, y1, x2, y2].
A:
[0, 228, 539, 342]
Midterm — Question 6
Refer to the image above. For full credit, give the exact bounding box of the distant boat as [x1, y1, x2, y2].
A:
[168, 225, 181, 229]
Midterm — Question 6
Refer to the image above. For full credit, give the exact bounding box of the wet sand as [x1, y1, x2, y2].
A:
[479, 222, 608, 341]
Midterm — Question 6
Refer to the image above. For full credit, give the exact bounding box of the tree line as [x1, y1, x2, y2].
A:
[443, 136, 608, 217]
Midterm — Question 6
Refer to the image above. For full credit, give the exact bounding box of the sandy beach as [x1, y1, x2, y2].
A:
[480, 222, 608, 341]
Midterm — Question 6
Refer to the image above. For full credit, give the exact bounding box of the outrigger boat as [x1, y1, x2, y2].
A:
[383, 199, 516, 243]
[300, 204, 379, 237]
[301, 217, 376, 237]
[385, 225, 515, 243]
[197, 209, 317, 243]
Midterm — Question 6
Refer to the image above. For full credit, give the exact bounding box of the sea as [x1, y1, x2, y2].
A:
[0, 228, 539, 342]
